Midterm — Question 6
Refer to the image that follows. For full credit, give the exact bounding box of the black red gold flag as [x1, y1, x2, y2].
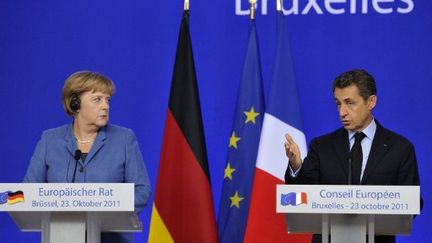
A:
[148, 11, 218, 243]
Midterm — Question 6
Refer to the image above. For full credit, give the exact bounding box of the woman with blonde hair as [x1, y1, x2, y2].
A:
[24, 71, 151, 243]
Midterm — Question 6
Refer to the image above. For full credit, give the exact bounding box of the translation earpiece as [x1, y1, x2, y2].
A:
[70, 94, 81, 112]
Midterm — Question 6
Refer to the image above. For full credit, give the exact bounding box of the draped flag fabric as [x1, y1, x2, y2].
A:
[148, 11, 218, 243]
[244, 11, 312, 242]
[218, 21, 265, 243]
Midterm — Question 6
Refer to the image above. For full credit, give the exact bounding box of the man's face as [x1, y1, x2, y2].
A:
[334, 84, 376, 132]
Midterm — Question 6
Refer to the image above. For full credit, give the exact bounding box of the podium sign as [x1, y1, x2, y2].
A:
[0, 183, 134, 211]
[277, 185, 420, 215]
[276, 185, 420, 243]
[0, 183, 140, 243]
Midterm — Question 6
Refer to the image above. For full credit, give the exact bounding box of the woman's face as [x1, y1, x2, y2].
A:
[75, 90, 111, 129]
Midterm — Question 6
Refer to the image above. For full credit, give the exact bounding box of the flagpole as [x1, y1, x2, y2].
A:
[184, 0, 189, 11]
[249, 0, 257, 20]
[276, 0, 282, 11]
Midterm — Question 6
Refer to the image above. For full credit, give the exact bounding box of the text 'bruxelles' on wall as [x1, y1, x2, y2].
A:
[235, 0, 414, 15]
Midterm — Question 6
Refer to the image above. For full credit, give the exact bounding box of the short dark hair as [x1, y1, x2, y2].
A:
[332, 69, 377, 100]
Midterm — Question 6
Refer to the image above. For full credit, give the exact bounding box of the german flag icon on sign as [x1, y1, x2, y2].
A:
[7, 191, 24, 204]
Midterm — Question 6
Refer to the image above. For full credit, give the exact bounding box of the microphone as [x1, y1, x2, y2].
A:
[72, 150, 82, 183]
[347, 153, 353, 185]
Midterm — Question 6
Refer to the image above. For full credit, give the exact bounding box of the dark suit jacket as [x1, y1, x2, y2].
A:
[285, 122, 421, 243]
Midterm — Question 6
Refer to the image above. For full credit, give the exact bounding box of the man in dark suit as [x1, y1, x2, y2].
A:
[284, 69, 421, 243]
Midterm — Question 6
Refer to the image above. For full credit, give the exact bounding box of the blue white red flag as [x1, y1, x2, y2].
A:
[244, 11, 311, 243]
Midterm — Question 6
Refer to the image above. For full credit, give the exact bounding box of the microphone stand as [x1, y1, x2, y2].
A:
[348, 154, 353, 185]
[72, 150, 82, 183]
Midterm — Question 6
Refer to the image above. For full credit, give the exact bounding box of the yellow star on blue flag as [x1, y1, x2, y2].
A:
[224, 162, 236, 180]
[244, 106, 260, 124]
[229, 191, 244, 208]
[228, 131, 241, 149]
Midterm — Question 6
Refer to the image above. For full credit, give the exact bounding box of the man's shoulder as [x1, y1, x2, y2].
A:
[377, 123, 413, 147]
[313, 127, 346, 143]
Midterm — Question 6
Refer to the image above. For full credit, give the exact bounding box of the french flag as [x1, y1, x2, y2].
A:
[243, 11, 311, 243]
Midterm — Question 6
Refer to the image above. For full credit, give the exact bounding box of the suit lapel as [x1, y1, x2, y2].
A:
[64, 124, 78, 158]
[84, 126, 107, 165]
[361, 123, 391, 184]
[333, 129, 350, 178]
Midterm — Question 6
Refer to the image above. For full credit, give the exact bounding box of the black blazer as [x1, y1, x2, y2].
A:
[285, 122, 420, 186]
[285, 122, 421, 243]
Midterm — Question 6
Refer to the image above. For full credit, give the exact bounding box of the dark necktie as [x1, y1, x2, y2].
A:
[351, 132, 366, 184]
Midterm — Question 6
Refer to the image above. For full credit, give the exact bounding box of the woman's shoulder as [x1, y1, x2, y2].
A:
[104, 124, 135, 138]
[41, 124, 71, 137]
[105, 124, 132, 132]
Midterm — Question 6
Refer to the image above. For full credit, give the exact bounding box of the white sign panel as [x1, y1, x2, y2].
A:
[277, 185, 420, 215]
[0, 183, 134, 211]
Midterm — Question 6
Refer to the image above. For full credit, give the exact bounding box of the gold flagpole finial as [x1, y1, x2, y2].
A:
[249, 0, 257, 20]
[184, 0, 189, 11]
[276, 0, 282, 11]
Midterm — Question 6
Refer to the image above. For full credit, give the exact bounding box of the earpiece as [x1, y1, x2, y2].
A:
[70, 94, 81, 112]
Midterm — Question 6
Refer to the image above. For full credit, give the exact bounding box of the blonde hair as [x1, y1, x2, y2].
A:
[61, 71, 116, 116]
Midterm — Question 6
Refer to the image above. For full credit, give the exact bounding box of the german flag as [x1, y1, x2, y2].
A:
[147, 10, 218, 243]
[7, 191, 24, 204]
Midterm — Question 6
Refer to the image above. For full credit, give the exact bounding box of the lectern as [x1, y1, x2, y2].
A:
[277, 185, 420, 243]
[0, 183, 141, 243]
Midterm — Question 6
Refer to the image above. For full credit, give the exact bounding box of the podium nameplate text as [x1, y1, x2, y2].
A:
[276, 185, 420, 243]
[0, 183, 141, 243]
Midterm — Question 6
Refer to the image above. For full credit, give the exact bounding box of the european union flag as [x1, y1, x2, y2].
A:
[0, 191, 10, 204]
[217, 20, 265, 243]
[281, 193, 297, 206]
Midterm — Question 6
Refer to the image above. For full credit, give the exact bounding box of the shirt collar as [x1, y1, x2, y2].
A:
[348, 118, 377, 141]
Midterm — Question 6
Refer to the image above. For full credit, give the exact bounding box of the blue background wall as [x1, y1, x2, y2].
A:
[0, 0, 431, 242]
